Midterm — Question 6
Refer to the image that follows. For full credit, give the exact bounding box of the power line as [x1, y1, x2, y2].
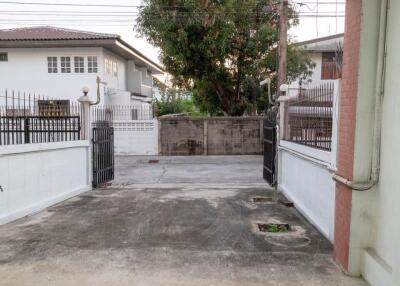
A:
[0, 1, 145, 8]
[0, 11, 344, 16]
[0, 14, 344, 26]
[0, 0, 345, 8]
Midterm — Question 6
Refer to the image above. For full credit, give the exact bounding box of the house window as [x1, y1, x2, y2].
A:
[74, 56, 84, 73]
[105, 59, 111, 74]
[47, 56, 58, 73]
[112, 62, 118, 77]
[88, 56, 98, 73]
[104, 58, 118, 76]
[61, 56, 71, 73]
[38, 100, 70, 116]
[0, 52, 8, 61]
[321, 52, 340, 80]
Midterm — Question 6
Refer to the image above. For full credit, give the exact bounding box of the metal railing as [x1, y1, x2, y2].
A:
[284, 83, 334, 151]
[0, 89, 81, 145]
[92, 104, 154, 121]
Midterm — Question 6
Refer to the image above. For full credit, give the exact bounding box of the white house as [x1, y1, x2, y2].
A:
[290, 33, 344, 89]
[0, 26, 164, 106]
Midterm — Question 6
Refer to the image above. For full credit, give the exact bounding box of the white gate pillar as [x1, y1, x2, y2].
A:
[78, 90, 93, 189]
[78, 94, 92, 140]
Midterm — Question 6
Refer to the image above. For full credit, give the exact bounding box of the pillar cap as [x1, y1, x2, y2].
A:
[78, 95, 92, 103]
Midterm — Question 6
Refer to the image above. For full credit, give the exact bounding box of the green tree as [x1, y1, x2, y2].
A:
[154, 87, 203, 116]
[137, 0, 314, 116]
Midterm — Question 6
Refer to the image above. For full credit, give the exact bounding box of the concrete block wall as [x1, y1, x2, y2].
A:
[159, 117, 263, 156]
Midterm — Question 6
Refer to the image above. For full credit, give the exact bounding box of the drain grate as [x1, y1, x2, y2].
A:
[252, 196, 274, 203]
[148, 160, 159, 164]
[258, 223, 290, 233]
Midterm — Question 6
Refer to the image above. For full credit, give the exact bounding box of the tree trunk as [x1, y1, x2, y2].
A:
[214, 82, 245, 116]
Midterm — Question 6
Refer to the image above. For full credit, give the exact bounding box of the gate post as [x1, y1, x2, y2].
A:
[78, 94, 91, 140]
[78, 93, 93, 189]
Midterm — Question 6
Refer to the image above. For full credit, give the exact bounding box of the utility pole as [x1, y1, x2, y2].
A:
[278, 0, 288, 140]
[278, 0, 288, 94]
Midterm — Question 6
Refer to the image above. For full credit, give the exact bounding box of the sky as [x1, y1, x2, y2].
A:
[0, 0, 345, 65]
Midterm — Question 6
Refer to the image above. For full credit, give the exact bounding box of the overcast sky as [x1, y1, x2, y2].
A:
[0, 0, 345, 65]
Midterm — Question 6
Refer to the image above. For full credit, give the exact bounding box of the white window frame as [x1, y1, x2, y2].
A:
[60, 56, 71, 73]
[47, 56, 58, 73]
[88, 56, 98, 73]
[74, 56, 85, 73]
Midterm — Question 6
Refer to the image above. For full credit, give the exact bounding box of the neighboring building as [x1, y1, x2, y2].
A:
[290, 33, 344, 88]
[0, 26, 164, 105]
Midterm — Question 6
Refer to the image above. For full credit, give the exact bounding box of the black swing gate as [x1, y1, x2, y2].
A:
[92, 108, 114, 188]
[263, 110, 277, 186]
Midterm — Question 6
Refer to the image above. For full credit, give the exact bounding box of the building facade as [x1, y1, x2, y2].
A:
[290, 33, 344, 89]
[0, 26, 164, 106]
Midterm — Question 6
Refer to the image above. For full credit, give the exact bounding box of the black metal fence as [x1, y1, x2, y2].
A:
[91, 105, 114, 187]
[285, 83, 334, 151]
[0, 89, 81, 145]
[263, 109, 278, 186]
[92, 126, 114, 187]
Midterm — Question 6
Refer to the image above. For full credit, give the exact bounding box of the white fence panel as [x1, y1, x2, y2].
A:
[113, 119, 158, 155]
[0, 140, 91, 225]
[278, 141, 336, 241]
[277, 79, 341, 242]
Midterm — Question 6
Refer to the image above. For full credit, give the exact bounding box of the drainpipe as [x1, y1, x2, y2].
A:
[332, 0, 389, 191]
[90, 76, 108, 106]
[260, 78, 274, 106]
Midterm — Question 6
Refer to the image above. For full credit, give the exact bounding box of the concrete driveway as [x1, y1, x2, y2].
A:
[0, 156, 366, 286]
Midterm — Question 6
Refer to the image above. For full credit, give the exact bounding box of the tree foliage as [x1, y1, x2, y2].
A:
[137, 0, 314, 116]
[154, 86, 203, 116]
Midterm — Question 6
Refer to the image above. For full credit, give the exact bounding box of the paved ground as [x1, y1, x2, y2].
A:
[0, 156, 366, 286]
[114, 155, 267, 187]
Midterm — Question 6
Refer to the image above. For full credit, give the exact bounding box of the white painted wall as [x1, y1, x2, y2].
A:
[352, 1, 400, 284]
[103, 49, 127, 92]
[278, 141, 335, 241]
[0, 141, 91, 225]
[278, 80, 340, 242]
[0, 46, 155, 106]
[0, 47, 104, 104]
[113, 120, 158, 155]
[289, 52, 336, 88]
[105, 89, 131, 106]
[309, 52, 322, 84]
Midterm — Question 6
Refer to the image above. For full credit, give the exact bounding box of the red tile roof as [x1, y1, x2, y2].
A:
[0, 26, 119, 41]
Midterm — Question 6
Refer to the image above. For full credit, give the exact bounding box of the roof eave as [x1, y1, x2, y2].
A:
[0, 38, 117, 48]
[294, 33, 344, 47]
[0, 38, 164, 74]
[113, 39, 164, 74]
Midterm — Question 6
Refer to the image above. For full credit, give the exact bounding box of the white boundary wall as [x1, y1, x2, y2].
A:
[113, 120, 158, 155]
[0, 140, 91, 225]
[277, 80, 340, 242]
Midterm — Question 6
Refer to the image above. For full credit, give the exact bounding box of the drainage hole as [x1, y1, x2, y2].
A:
[258, 223, 291, 233]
